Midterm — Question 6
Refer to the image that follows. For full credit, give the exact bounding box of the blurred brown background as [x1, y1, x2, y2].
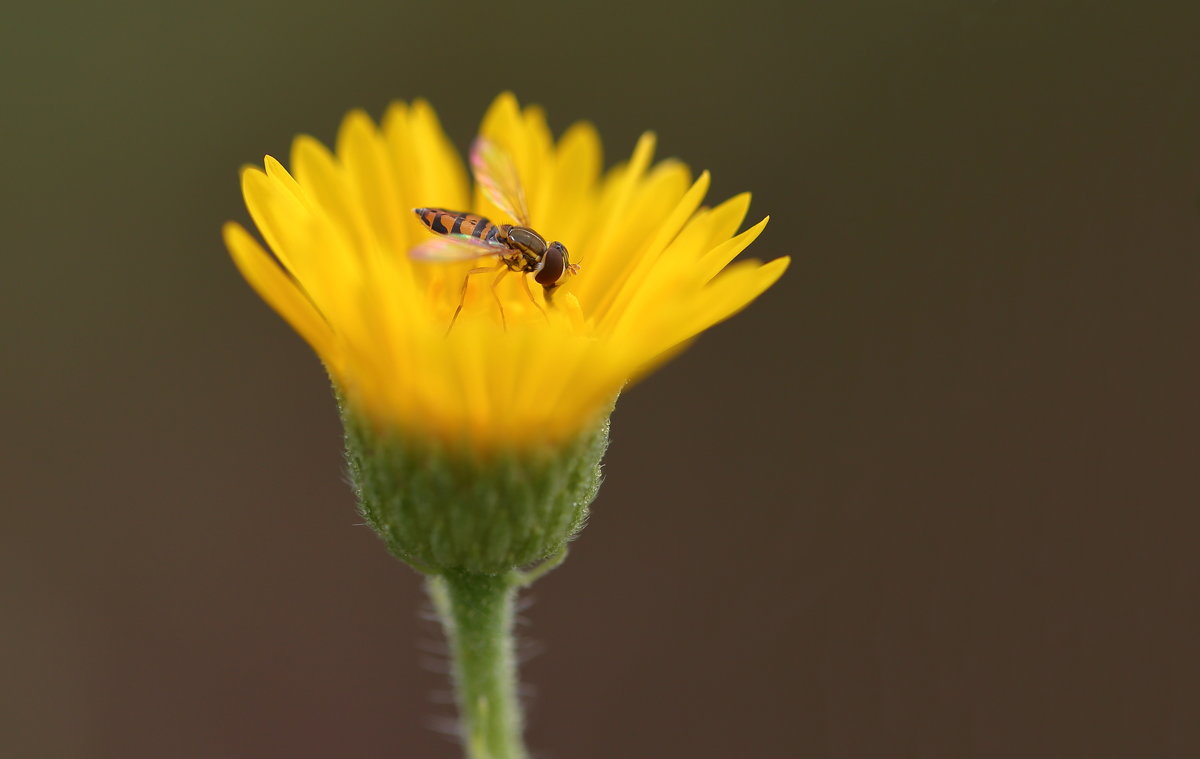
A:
[3, 1, 1198, 757]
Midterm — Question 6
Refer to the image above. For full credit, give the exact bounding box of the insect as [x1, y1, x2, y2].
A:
[412, 137, 579, 330]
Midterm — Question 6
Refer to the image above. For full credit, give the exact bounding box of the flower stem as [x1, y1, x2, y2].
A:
[428, 570, 527, 759]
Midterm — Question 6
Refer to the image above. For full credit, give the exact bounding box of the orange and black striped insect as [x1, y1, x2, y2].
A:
[412, 138, 579, 330]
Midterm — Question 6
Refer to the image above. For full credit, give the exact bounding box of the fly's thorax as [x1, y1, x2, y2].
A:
[505, 226, 547, 258]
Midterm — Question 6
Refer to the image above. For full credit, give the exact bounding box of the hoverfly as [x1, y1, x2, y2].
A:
[412, 138, 579, 330]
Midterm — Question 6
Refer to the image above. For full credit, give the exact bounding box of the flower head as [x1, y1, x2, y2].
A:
[224, 93, 788, 455]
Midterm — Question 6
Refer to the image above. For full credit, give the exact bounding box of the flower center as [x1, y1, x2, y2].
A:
[424, 263, 587, 334]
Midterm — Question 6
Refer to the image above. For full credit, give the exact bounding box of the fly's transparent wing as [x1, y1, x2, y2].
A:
[409, 235, 503, 262]
[471, 137, 530, 226]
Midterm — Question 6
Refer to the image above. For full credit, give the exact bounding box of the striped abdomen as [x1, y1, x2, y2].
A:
[414, 208, 504, 243]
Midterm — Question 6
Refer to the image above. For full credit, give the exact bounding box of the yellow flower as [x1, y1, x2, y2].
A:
[224, 93, 788, 454]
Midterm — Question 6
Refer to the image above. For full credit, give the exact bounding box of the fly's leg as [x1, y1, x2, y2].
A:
[448, 263, 505, 335]
[490, 268, 509, 330]
[518, 273, 550, 324]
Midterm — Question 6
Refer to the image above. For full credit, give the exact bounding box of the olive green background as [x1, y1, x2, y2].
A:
[3, 1, 1198, 757]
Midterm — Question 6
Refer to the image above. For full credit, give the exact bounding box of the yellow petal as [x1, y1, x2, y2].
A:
[680, 256, 791, 344]
[337, 109, 408, 254]
[291, 135, 371, 252]
[540, 121, 602, 245]
[702, 192, 752, 249]
[396, 99, 471, 213]
[223, 222, 337, 367]
[594, 170, 711, 331]
[694, 216, 770, 283]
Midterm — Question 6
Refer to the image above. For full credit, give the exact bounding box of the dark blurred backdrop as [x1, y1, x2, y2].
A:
[3, 1, 1198, 757]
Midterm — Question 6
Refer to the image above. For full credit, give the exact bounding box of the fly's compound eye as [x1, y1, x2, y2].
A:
[535, 242, 568, 287]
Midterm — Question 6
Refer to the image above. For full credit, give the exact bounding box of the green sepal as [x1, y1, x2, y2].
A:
[341, 401, 609, 576]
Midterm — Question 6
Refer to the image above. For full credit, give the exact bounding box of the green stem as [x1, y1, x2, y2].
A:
[427, 570, 527, 759]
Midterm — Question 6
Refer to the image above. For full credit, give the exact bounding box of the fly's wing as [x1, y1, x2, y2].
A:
[409, 234, 503, 262]
[471, 137, 531, 226]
